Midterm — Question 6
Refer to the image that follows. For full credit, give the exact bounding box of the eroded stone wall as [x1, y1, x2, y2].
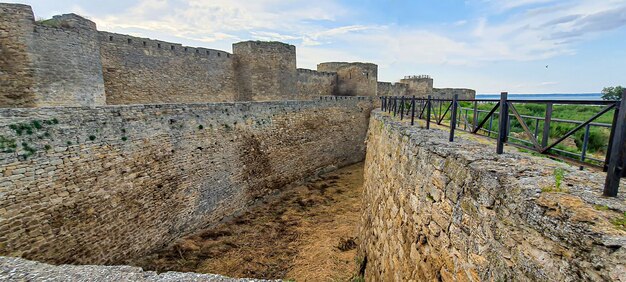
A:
[31, 15, 105, 107]
[100, 32, 237, 105]
[233, 41, 297, 101]
[0, 4, 105, 107]
[318, 62, 378, 97]
[0, 99, 375, 265]
[0, 4, 35, 107]
[296, 68, 337, 98]
[359, 111, 626, 281]
[377, 82, 408, 97]
[433, 88, 476, 100]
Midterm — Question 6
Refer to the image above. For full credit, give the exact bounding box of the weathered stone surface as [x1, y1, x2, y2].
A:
[0, 99, 375, 265]
[0, 256, 275, 281]
[0, 4, 105, 107]
[318, 62, 378, 97]
[297, 68, 337, 98]
[359, 111, 626, 282]
[234, 41, 297, 102]
[100, 32, 236, 105]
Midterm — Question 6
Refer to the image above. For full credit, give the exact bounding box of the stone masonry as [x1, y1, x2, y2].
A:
[359, 111, 626, 281]
[0, 99, 375, 265]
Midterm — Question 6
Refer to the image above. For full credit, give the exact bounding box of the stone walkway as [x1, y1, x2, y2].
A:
[0, 256, 275, 282]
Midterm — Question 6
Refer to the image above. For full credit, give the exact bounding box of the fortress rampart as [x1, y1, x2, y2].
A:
[99, 32, 237, 104]
[360, 112, 625, 281]
[0, 98, 375, 265]
[318, 62, 379, 97]
[0, 3, 475, 108]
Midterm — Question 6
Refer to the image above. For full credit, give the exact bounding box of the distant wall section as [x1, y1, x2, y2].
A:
[377, 82, 408, 97]
[400, 76, 433, 97]
[233, 41, 297, 101]
[432, 88, 476, 99]
[99, 32, 236, 105]
[0, 5, 105, 107]
[318, 62, 378, 97]
[296, 68, 337, 98]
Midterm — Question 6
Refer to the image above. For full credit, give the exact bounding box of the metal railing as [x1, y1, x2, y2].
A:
[380, 91, 626, 197]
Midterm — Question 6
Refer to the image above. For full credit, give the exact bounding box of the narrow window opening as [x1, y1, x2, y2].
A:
[217, 52, 221, 57]
[109, 36, 113, 41]
[171, 45, 175, 50]
[227, 54, 230, 58]
[206, 50, 210, 55]
[143, 41, 147, 47]
[157, 43, 161, 48]
[196, 49, 200, 54]
[184, 47, 188, 52]
[127, 38, 132, 44]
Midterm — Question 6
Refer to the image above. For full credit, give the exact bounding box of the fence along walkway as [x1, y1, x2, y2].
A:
[380, 91, 626, 197]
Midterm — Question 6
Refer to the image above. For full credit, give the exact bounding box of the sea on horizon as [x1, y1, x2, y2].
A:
[476, 93, 603, 100]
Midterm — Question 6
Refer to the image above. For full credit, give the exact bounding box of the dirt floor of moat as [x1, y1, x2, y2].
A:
[129, 163, 364, 281]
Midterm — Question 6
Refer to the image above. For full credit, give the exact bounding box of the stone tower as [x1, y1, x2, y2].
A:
[400, 75, 433, 97]
[317, 62, 378, 97]
[233, 41, 297, 101]
[0, 4, 106, 107]
[0, 3, 36, 107]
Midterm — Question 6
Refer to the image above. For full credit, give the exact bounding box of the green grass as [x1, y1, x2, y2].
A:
[611, 212, 626, 231]
[447, 102, 616, 162]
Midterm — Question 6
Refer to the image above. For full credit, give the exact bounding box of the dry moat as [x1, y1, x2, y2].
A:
[128, 163, 365, 281]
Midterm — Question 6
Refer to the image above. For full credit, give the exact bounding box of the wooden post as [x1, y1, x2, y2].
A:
[426, 95, 432, 129]
[497, 92, 509, 154]
[411, 96, 416, 125]
[542, 103, 553, 148]
[400, 96, 405, 120]
[472, 100, 479, 131]
[450, 95, 458, 142]
[603, 90, 626, 197]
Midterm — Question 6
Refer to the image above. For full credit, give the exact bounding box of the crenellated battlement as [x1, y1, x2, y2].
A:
[99, 31, 232, 59]
[0, 2, 474, 107]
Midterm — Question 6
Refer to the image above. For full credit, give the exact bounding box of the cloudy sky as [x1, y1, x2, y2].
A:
[12, 0, 626, 94]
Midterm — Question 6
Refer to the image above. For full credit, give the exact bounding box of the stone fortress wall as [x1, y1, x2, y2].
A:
[0, 99, 376, 265]
[0, 4, 105, 107]
[317, 62, 379, 97]
[379, 75, 476, 99]
[99, 32, 237, 105]
[0, 3, 474, 108]
[297, 68, 337, 98]
[360, 112, 625, 282]
[233, 41, 297, 101]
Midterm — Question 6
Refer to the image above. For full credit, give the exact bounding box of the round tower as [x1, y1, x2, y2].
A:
[233, 41, 297, 101]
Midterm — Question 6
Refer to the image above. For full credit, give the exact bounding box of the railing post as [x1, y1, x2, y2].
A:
[603, 89, 626, 197]
[542, 103, 553, 148]
[411, 96, 416, 125]
[604, 100, 621, 171]
[580, 124, 590, 169]
[426, 95, 432, 129]
[472, 100, 479, 131]
[400, 96, 405, 120]
[393, 97, 397, 116]
[496, 92, 509, 154]
[449, 94, 458, 142]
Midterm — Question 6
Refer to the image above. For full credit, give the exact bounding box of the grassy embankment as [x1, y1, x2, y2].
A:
[424, 101, 615, 164]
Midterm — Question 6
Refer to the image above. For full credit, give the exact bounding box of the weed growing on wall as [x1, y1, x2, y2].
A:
[4, 119, 59, 159]
[541, 168, 567, 193]
[0, 136, 17, 153]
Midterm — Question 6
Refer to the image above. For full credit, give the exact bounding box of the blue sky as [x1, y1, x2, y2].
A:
[11, 0, 626, 93]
